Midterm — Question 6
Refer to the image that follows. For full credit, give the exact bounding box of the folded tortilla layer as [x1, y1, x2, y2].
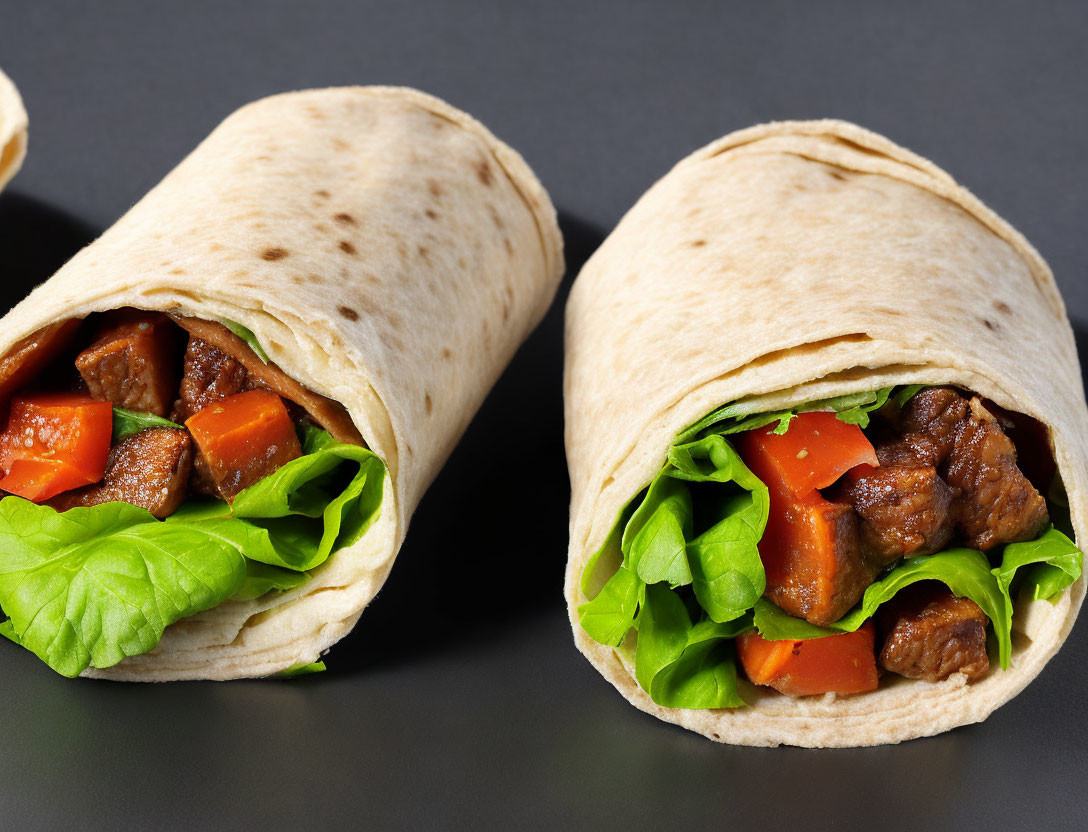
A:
[0, 68, 28, 193]
[0, 86, 563, 680]
[563, 120, 1087, 747]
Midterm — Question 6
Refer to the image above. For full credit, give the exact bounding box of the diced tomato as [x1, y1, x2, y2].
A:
[185, 389, 301, 500]
[739, 411, 877, 495]
[0, 393, 113, 501]
[737, 622, 879, 696]
[736, 412, 878, 626]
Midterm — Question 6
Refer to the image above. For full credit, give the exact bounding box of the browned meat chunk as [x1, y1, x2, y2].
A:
[171, 316, 364, 445]
[171, 336, 251, 423]
[848, 387, 1049, 555]
[75, 312, 179, 416]
[946, 397, 1050, 550]
[878, 582, 990, 682]
[49, 428, 192, 518]
[896, 387, 970, 465]
[842, 462, 954, 567]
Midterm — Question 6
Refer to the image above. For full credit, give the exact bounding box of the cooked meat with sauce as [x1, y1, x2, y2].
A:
[763, 498, 876, 627]
[878, 582, 991, 682]
[840, 387, 1048, 557]
[75, 312, 179, 416]
[171, 336, 254, 423]
[49, 427, 192, 518]
[945, 397, 1049, 550]
[842, 462, 954, 567]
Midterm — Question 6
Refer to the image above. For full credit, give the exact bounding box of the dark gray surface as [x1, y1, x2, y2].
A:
[1, 2, 1087, 829]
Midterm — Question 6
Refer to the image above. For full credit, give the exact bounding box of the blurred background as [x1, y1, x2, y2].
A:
[1, 2, 1086, 829]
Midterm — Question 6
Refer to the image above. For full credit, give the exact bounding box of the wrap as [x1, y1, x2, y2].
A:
[564, 119, 1087, 746]
[0, 68, 27, 193]
[0, 86, 562, 680]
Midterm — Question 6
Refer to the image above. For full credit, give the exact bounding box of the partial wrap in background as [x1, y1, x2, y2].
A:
[564, 120, 1087, 746]
[0, 86, 563, 680]
[0, 68, 27, 193]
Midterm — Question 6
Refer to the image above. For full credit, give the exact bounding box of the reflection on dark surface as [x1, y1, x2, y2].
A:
[0, 192, 97, 310]
[329, 211, 605, 673]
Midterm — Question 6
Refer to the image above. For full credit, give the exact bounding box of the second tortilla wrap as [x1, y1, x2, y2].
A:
[564, 119, 1087, 746]
[0, 85, 562, 680]
[0, 68, 27, 193]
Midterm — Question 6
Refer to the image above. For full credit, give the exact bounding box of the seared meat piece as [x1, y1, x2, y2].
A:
[75, 312, 179, 416]
[49, 428, 192, 518]
[763, 498, 876, 627]
[896, 387, 970, 465]
[171, 336, 252, 423]
[842, 462, 954, 567]
[945, 397, 1049, 550]
[878, 582, 990, 682]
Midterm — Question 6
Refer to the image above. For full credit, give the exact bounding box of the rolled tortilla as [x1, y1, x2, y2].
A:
[0, 86, 562, 680]
[0, 68, 28, 193]
[564, 120, 1088, 747]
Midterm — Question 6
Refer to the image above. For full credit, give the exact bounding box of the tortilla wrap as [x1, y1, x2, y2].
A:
[0, 86, 562, 680]
[563, 119, 1087, 747]
[0, 68, 28, 193]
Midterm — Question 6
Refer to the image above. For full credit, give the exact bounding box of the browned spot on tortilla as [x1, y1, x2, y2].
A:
[476, 160, 493, 186]
[993, 300, 1013, 315]
[690, 239, 706, 247]
[334, 213, 356, 225]
[502, 302, 510, 322]
[424, 393, 433, 414]
[314, 190, 331, 199]
[332, 138, 351, 151]
[255, 154, 272, 162]
[261, 247, 289, 261]
[339, 240, 357, 255]
[488, 205, 504, 229]
[794, 182, 808, 191]
[457, 256, 467, 269]
[314, 223, 330, 234]
[306, 106, 325, 120]
[169, 268, 185, 275]
[292, 275, 306, 285]
[504, 238, 514, 256]
[338, 306, 359, 321]
[417, 245, 431, 262]
[981, 317, 997, 331]
[160, 260, 172, 267]
[442, 347, 452, 359]
[431, 117, 445, 130]
[425, 209, 439, 220]
[427, 179, 443, 197]
[828, 170, 849, 181]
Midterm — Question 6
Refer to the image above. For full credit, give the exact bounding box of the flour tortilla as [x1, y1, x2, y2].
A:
[0, 68, 28, 193]
[564, 119, 1087, 747]
[0, 86, 562, 680]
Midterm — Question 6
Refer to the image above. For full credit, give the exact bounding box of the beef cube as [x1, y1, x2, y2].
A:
[171, 336, 252, 423]
[75, 312, 179, 416]
[878, 582, 990, 682]
[843, 461, 955, 567]
[897, 387, 970, 464]
[50, 428, 192, 518]
[945, 397, 1049, 550]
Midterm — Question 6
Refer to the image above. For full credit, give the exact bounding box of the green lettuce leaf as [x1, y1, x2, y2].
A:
[0, 498, 246, 677]
[753, 548, 1012, 668]
[993, 527, 1082, 606]
[222, 319, 271, 364]
[577, 565, 644, 646]
[623, 476, 693, 587]
[233, 560, 310, 601]
[635, 583, 749, 709]
[675, 386, 894, 442]
[172, 426, 385, 572]
[112, 407, 184, 441]
[275, 660, 326, 677]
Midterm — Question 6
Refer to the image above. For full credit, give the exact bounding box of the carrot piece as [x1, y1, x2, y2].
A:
[739, 411, 877, 495]
[0, 393, 113, 501]
[737, 622, 879, 696]
[0, 320, 81, 410]
[185, 389, 301, 500]
[736, 412, 877, 626]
